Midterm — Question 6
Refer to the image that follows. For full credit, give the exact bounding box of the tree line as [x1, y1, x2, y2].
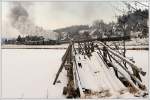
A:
[55, 8, 148, 41]
[4, 35, 59, 45]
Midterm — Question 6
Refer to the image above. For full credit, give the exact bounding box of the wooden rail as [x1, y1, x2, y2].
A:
[95, 46, 144, 89]
[72, 43, 85, 98]
[97, 52, 140, 92]
[98, 41, 146, 76]
[53, 43, 72, 85]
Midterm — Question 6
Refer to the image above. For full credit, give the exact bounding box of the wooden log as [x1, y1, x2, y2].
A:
[73, 57, 85, 98]
[106, 50, 119, 78]
[108, 51, 145, 89]
[63, 87, 68, 95]
[102, 42, 108, 62]
[97, 52, 140, 93]
[97, 51, 146, 90]
[72, 45, 85, 98]
[98, 41, 146, 76]
[90, 42, 94, 52]
[53, 43, 72, 85]
[131, 66, 142, 82]
[67, 62, 76, 98]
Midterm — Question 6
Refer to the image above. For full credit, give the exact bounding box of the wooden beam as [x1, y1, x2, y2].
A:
[72, 45, 85, 98]
[53, 43, 72, 85]
[99, 51, 146, 90]
[97, 52, 140, 92]
[98, 41, 146, 76]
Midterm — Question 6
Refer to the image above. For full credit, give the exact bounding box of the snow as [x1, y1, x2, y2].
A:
[126, 38, 149, 46]
[88, 52, 126, 95]
[2, 44, 69, 49]
[2, 49, 67, 98]
[1, 49, 148, 98]
[75, 54, 103, 91]
[106, 38, 149, 46]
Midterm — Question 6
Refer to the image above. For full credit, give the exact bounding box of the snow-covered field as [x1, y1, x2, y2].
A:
[2, 44, 69, 49]
[1, 49, 149, 99]
[2, 49, 67, 99]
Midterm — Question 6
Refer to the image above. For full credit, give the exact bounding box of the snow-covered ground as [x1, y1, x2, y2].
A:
[126, 38, 149, 46]
[2, 49, 67, 99]
[105, 38, 149, 46]
[1, 49, 148, 99]
[2, 44, 69, 49]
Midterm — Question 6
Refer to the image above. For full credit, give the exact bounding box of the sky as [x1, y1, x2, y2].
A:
[1, 1, 149, 38]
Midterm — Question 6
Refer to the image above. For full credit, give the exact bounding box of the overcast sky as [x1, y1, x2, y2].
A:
[1, 1, 148, 38]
